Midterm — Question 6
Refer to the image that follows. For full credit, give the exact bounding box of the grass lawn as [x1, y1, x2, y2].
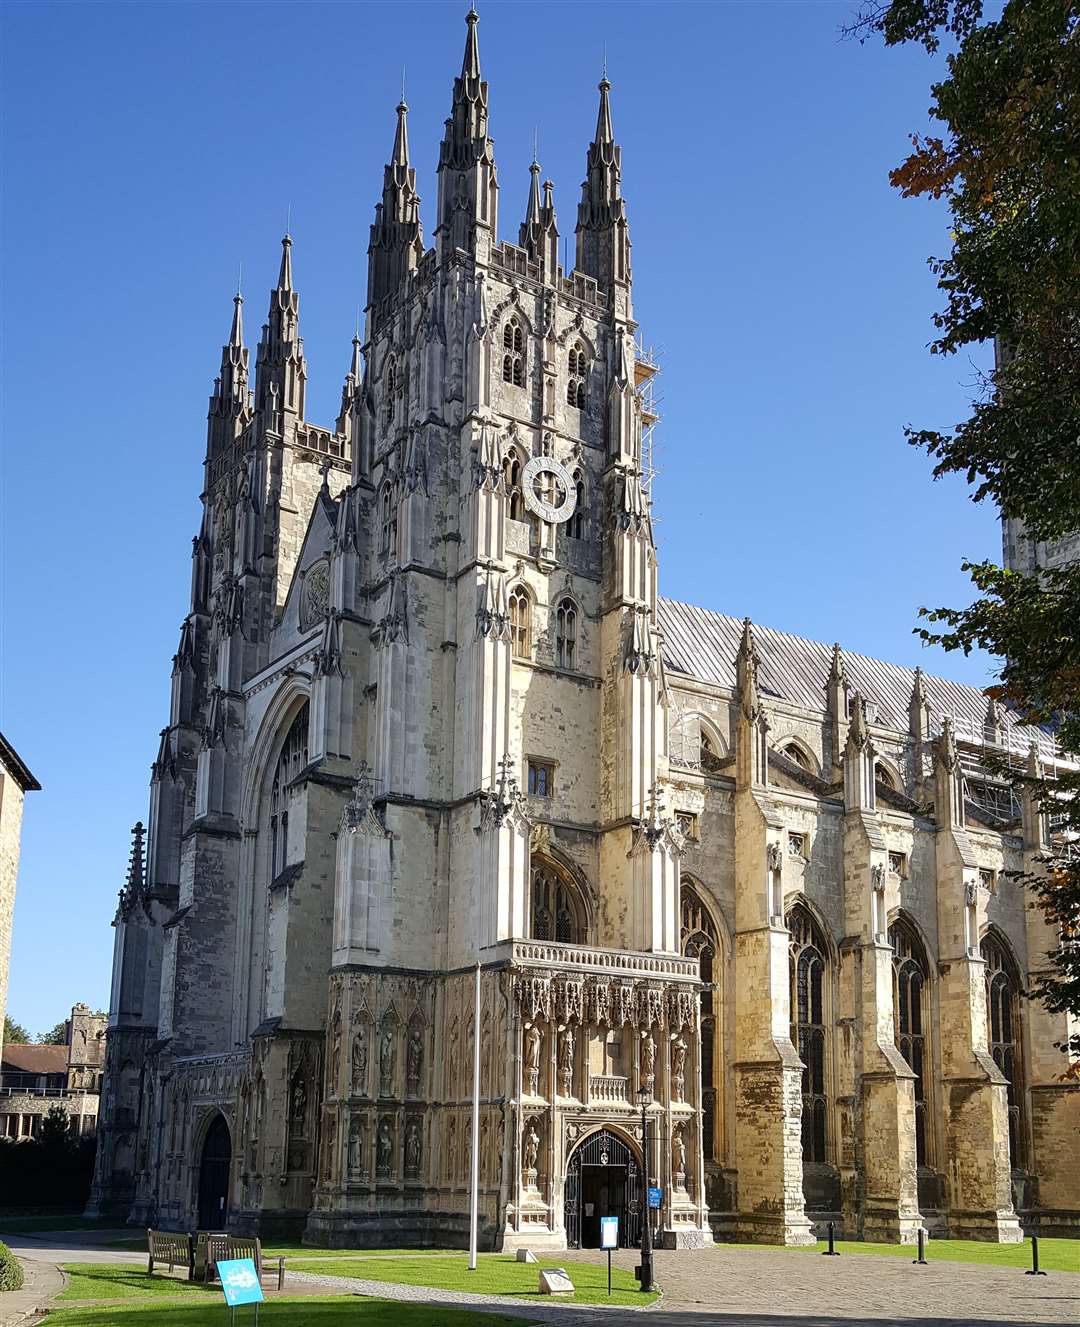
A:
[264, 1243, 450, 1258]
[290, 1252, 657, 1306]
[45, 1297, 524, 1326]
[57, 1265, 217, 1301]
[749, 1237, 1080, 1273]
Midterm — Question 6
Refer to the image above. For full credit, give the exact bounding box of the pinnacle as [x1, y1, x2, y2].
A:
[277, 233, 293, 292]
[594, 76, 614, 146]
[461, 5, 481, 82]
[228, 291, 244, 349]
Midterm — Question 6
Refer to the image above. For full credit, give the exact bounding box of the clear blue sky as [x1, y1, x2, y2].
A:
[1, 0, 997, 1036]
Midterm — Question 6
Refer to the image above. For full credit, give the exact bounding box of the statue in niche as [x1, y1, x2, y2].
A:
[406, 1025, 423, 1094]
[329, 1012, 342, 1090]
[446, 1020, 460, 1095]
[290, 1077, 307, 1134]
[322, 1115, 336, 1182]
[379, 1027, 396, 1094]
[672, 1038, 687, 1100]
[352, 1027, 369, 1095]
[641, 1032, 656, 1088]
[405, 1118, 422, 1176]
[376, 1117, 393, 1175]
[523, 1023, 542, 1096]
[558, 1025, 575, 1097]
[522, 1118, 540, 1188]
[672, 1124, 687, 1185]
[348, 1115, 364, 1175]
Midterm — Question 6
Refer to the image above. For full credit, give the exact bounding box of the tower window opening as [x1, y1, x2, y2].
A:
[568, 469, 587, 540]
[509, 586, 531, 658]
[531, 862, 585, 944]
[384, 361, 397, 427]
[380, 482, 398, 558]
[555, 598, 578, 670]
[567, 343, 587, 408]
[503, 452, 525, 522]
[503, 318, 525, 387]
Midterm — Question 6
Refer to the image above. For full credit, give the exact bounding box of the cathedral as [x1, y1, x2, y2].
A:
[88, 10, 1079, 1249]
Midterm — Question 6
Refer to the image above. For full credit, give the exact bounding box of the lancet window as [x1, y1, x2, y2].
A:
[384, 360, 398, 426]
[380, 481, 398, 558]
[502, 318, 525, 387]
[787, 903, 829, 1164]
[509, 586, 531, 659]
[875, 762, 898, 792]
[681, 879, 720, 1161]
[269, 702, 309, 884]
[530, 860, 586, 944]
[700, 731, 724, 774]
[982, 933, 1025, 1166]
[568, 469, 587, 540]
[890, 919, 930, 1165]
[567, 343, 587, 408]
[555, 598, 578, 670]
[503, 451, 525, 522]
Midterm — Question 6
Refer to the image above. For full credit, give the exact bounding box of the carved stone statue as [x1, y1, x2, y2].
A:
[523, 1022, 542, 1096]
[290, 1078, 307, 1132]
[406, 1026, 423, 1094]
[329, 1013, 342, 1089]
[376, 1118, 393, 1175]
[641, 1032, 656, 1088]
[522, 1118, 540, 1187]
[348, 1115, 364, 1175]
[558, 1024, 575, 1097]
[379, 1028, 396, 1094]
[352, 1028, 368, 1095]
[672, 1038, 687, 1100]
[405, 1118, 422, 1176]
[672, 1123, 687, 1183]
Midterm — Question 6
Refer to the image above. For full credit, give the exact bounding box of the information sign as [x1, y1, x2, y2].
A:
[647, 1186, 662, 1209]
[600, 1216, 619, 1249]
[217, 1259, 264, 1307]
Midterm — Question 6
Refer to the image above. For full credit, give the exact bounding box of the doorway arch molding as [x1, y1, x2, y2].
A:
[563, 1125, 643, 1249]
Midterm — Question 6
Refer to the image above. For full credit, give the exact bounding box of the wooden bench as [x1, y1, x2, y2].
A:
[193, 1231, 230, 1283]
[226, 1236, 286, 1292]
[146, 1229, 193, 1280]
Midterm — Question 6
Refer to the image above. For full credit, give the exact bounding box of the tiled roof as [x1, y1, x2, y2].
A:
[1, 1043, 67, 1074]
[657, 597, 1059, 758]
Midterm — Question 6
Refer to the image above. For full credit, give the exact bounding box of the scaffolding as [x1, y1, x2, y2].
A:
[634, 337, 662, 507]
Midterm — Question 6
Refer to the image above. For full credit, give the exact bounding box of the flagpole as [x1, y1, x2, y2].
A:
[468, 958, 481, 1270]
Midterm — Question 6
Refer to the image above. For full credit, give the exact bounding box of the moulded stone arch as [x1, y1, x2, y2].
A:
[775, 735, 821, 777]
[873, 754, 904, 794]
[528, 847, 595, 946]
[566, 1120, 643, 1167]
[242, 678, 312, 828]
[489, 289, 537, 340]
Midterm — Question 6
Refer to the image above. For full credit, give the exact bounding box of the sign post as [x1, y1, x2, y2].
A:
[600, 1215, 618, 1296]
[216, 1258, 263, 1325]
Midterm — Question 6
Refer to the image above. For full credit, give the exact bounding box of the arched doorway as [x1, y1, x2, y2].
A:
[197, 1113, 232, 1230]
[564, 1129, 641, 1250]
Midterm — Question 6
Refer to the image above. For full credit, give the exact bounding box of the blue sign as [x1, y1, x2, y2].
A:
[600, 1215, 619, 1249]
[217, 1259, 264, 1307]
[647, 1186, 662, 1209]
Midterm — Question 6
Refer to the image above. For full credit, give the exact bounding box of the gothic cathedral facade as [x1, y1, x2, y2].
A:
[89, 11, 1079, 1248]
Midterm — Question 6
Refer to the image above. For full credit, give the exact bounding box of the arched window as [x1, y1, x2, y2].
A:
[681, 880, 720, 1162]
[530, 859, 586, 944]
[701, 731, 724, 774]
[982, 933, 1025, 1167]
[875, 762, 897, 792]
[568, 469, 587, 540]
[783, 742, 809, 770]
[567, 342, 587, 408]
[509, 586, 531, 659]
[890, 919, 930, 1166]
[502, 318, 525, 387]
[555, 598, 577, 670]
[384, 360, 397, 427]
[503, 451, 525, 522]
[787, 903, 829, 1164]
[380, 481, 398, 558]
[269, 702, 309, 883]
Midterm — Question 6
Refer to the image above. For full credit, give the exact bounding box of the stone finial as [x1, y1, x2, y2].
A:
[736, 618, 761, 721]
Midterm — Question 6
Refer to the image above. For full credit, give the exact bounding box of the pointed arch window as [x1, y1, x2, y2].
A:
[700, 730, 724, 774]
[509, 586, 531, 659]
[982, 933, 1025, 1167]
[269, 702, 309, 884]
[503, 451, 525, 522]
[384, 360, 398, 427]
[784, 742, 809, 770]
[555, 598, 578, 670]
[681, 879, 720, 1162]
[787, 904, 829, 1164]
[875, 762, 898, 793]
[380, 480, 398, 559]
[530, 859, 586, 944]
[890, 919, 930, 1166]
[567, 342, 587, 408]
[568, 469, 587, 540]
[502, 318, 525, 387]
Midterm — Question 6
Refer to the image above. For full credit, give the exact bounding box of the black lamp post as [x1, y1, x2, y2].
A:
[637, 1084, 654, 1293]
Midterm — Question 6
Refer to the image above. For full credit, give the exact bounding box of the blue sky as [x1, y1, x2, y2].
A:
[1, 0, 997, 1036]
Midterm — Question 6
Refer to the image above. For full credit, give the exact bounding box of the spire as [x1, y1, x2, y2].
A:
[256, 232, 307, 427]
[575, 76, 632, 304]
[367, 100, 425, 314]
[436, 7, 498, 258]
[337, 333, 366, 467]
[519, 156, 559, 280]
[229, 289, 244, 348]
[207, 289, 253, 457]
[525, 158, 542, 228]
[115, 822, 147, 924]
[277, 231, 293, 292]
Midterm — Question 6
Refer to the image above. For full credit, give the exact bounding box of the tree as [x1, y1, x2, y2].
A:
[850, 1, 1080, 1062]
[2, 1016, 30, 1045]
[37, 1021, 69, 1046]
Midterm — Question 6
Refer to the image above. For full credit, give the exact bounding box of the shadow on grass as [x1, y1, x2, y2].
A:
[45, 1297, 523, 1326]
[58, 1264, 215, 1301]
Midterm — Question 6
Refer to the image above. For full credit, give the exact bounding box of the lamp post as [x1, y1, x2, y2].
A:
[637, 1084, 654, 1293]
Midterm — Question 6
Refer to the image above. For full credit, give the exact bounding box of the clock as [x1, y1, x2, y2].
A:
[522, 455, 577, 524]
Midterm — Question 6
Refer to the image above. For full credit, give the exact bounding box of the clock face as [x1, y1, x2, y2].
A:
[522, 455, 577, 524]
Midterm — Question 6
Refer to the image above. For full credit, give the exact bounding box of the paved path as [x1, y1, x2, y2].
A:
[0, 1258, 64, 1327]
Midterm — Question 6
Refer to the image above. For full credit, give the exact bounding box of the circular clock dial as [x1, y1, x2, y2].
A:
[522, 455, 577, 524]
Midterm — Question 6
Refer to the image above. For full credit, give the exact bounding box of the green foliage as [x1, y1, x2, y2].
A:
[57, 1265, 215, 1302]
[859, 0, 1080, 1064]
[44, 1298, 518, 1325]
[41, 1104, 72, 1148]
[0, 1131, 97, 1210]
[38, 1021, 69, 1046]
[2, 1016, 30, 1045]
[0, 1241, 24, 1292]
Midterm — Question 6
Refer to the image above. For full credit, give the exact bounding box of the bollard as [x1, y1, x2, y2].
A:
[912, 1227, 928, 1265]
[1025, 1234, 1047, 1276]
[822, 1221, 840, 1256]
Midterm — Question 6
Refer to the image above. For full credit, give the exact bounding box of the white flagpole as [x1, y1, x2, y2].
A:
[468, 958, 482, 1271]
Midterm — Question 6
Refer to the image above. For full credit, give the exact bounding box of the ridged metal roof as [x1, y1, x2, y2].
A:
[657, 597, 1058, 758]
